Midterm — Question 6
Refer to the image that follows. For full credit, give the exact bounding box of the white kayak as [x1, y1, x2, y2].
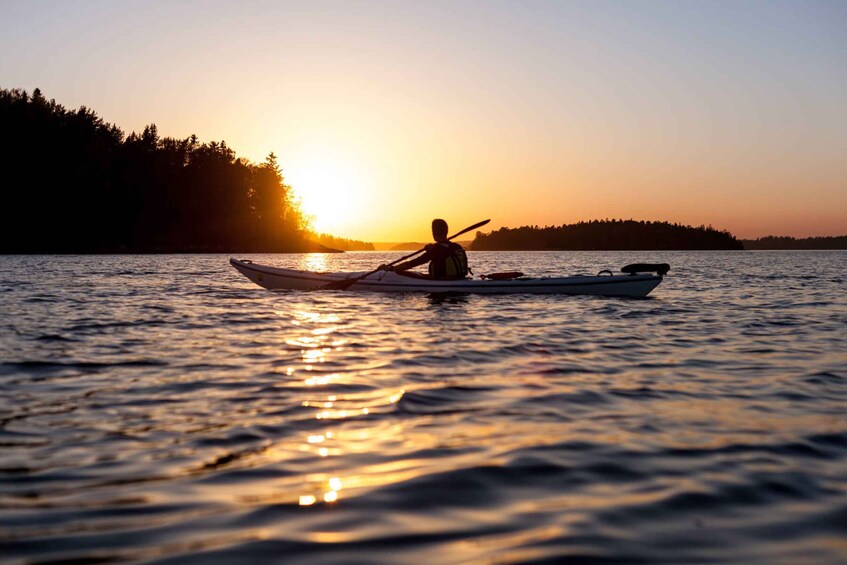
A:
[230, 258, 666, 297]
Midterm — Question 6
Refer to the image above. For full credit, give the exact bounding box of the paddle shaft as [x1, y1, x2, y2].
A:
[319, 219, 490, 290]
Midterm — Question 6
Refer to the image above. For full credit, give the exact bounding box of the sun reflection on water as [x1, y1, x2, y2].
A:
[272, 299, 571, 511]
[300, 253, 331, 273]
[281, 305, 411, 508]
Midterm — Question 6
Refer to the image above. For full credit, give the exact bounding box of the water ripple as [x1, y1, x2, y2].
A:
[0, 251, 845, 563]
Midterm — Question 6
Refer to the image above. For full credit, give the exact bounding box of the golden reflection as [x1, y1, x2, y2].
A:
[304, 374, 340, 386]
[283, 312, 346, 389]
[297, 477, 345, 507]
[281, 304, 409, 509]
[302, 388, 404, 420]
[294, 310, 341, 324]
[298, 495, 317, 506]
[300, 253, 330, 273]
[273, 420, 568, 510]
[306, 531, 358, 543]
[274, 302, 628, 514]
[303, 349, 328, 364]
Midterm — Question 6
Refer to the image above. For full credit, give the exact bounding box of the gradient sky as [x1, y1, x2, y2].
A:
[2, 0, 844, 241]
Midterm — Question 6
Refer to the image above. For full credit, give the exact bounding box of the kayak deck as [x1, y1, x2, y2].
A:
[230, 258, 665, 297]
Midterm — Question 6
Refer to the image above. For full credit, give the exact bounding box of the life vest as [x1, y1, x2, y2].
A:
[428, 242, 469, 279]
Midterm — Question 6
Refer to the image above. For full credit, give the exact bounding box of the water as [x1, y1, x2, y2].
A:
[1, 251, 845, 564]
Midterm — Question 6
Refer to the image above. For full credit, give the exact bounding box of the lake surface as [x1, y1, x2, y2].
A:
[1, 251, 845, 564]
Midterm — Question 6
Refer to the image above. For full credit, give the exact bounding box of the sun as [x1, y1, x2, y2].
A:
[288, 165, 363, 235]
[284, 140, 375, 237]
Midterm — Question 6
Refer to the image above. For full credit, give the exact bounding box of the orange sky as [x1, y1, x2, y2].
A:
[2, 1, 844, 241]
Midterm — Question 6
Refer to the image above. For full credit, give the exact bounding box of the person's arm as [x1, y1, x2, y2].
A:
[389, 245, 434, 272]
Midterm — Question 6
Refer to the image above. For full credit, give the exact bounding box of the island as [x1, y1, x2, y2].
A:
[470, 220, 744, 250]
[741, 236, 847, 250]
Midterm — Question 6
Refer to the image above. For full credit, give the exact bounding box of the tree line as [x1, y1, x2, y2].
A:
[0, 87, 323, 253]
[742, 236, 847, 250]
[470, 219, 744, 250]
[311, 233, 374, 251]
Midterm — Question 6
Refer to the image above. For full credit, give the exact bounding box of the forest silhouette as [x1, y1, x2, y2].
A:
[470, 220, 743, 250]
[741, 236, 847, 250]
[0, 87, 324, 253]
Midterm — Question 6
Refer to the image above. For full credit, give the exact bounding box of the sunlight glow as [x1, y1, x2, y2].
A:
[286, 147, 371, 235]
[294, 168, 350, 233]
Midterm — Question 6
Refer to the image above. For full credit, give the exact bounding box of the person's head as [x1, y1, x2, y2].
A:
[431, 219, 448, 242]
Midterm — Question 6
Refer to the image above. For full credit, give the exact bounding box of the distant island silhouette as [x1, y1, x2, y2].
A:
[742, 236, 847, 250]
[311, 233, 374, 251]
[470, 220, 743, 250]
[389, 241, 473, 251]
[390, 242, 427, 251]
[0, 87, 336, 253]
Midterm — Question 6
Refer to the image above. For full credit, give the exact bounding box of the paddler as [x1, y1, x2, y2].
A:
[380, 219, 470, 279]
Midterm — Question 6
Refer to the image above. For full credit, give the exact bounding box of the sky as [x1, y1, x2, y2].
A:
[1, 0, 845, 241]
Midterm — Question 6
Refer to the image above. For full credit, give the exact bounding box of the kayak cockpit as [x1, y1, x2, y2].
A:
[621, 263, 670, 276]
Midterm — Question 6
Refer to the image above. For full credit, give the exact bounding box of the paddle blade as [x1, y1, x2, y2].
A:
[480, 271, 524, 280]
[317, 277, 359, 291]
[449, 219, 490, 240]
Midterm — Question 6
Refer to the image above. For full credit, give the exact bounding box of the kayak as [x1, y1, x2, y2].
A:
[230, 258, 666, 297]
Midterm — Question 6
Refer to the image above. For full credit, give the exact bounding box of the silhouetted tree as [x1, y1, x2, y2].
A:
[0, 87, 317, 252]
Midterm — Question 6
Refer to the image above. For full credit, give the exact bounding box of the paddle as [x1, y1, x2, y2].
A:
[317, 219, 490, 291]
